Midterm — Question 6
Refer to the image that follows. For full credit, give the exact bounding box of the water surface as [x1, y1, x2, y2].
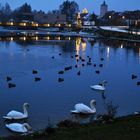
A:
[0, 37, 140, 136]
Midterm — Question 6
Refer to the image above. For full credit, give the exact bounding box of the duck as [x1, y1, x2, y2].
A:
[58, 71, 64, 74]
[132, 74, 137, 80]
[82, 64, 85, 67]
[90, 80, 107, 91]
[75, 64, 78, 68]
[32, 70, 38, 74]
[137, 82, 140, 86]
[77, 71, 81, 75]
[58, 78, 64, 82]
[35, 77, 41, 82]
[3, 103, 29, 120]
[95, 70, 100, 74]
[6, 77, 12, 82]
[101, 58, 104, 61]
[71, 99, 96, 114]
[99, 64, 103, 67]
[8, 83, 16, 88]
[6, 123, 32, 133]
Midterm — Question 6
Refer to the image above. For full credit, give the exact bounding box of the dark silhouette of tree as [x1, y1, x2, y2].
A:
[89, 12, 97, 21]
[59, 0, 79, 22]
[0, 3, 11, 21]
[12, 3, 33, 21]
[18, 3, 32, 13]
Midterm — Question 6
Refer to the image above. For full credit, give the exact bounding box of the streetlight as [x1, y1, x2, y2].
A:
[122, 16, 125, 19]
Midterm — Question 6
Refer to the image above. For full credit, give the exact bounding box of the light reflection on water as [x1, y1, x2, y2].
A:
[0, 38, 140, 136]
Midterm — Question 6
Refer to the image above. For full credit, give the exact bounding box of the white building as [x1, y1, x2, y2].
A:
[100, 1, 108, 18]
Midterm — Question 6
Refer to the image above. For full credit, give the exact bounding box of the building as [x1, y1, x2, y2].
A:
[34, 12, 66, 24]
[100, 1, 108, 18]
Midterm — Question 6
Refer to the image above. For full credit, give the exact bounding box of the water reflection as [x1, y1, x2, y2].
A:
[75, 37, 87, 58]
[71, 114, 96, 124]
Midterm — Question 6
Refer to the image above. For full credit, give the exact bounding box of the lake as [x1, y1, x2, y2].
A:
[0, 36, 140, 136]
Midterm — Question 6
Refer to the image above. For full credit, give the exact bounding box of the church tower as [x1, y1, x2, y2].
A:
[100, 1, 108, 18]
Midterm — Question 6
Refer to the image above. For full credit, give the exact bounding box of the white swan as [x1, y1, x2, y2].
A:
[90, 80, 107, 91]
[3, 103, 29, 120]
[71, 99, 96, 114]
[6, 123, 32, 133]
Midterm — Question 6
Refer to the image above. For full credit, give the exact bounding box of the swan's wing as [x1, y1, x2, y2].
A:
[90, 85, 105, 90]
[4, 110, 25, 119]
[6, 123, 27, 133]
[75, 103, 92, 114]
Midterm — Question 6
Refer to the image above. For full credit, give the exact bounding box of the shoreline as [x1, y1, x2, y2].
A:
[94, 27, 140, 43]
[2, 113, 140, 140]
[1, 28, 140, 43]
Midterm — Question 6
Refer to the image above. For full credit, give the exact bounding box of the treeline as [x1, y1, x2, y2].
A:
[0, 1, 80, 23]
[0, 1, 140, 26]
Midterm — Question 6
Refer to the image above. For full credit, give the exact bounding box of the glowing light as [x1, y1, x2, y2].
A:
[44, 24, 50, 27]
[56, 24, 61, 27]
[10, 37, 13, 41]
[35, 36, 38, 41]
[10, 22, 14, 26]
[23, 37, 26, 41]
[82, 8, 88, 14]
[68, 24, 71, 27]
[57, 37, 60, 40]
[82, 42, 87, 51]
[76, 37, 81, 55]
[107, 47, 110, 59]
[23, 23, 26, 26]
[46, 36, 50, 40]
[68, 37, 71, 40]
[19, 22, 27, 26]
[6, 22, 14, 26]
[109, 15, 112, 19]
[120, 44, 123, 49]
[36, 23, 39, 27]
[135, 20, 138, 26]
[122, 16, 125, 19]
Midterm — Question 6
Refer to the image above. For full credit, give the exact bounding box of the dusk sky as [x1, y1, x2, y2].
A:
[0, 0, 140, 14]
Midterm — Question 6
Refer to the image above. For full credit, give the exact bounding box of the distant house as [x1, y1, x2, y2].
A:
[17, 13, 34, 21]
[34, 12, 66, 24]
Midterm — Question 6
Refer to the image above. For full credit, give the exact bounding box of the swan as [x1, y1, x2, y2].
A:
[6, 123, 32, 133]
[3, 103, 29, 120]
[71, 99, 96, 114]
[90, 80, 107, 91]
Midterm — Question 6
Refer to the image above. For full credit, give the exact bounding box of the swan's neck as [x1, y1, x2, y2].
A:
[90, 100, 96, 110]
[102, 84, 105, 87]
[23, 123, 32, 131]
[23, 105, 28, 116]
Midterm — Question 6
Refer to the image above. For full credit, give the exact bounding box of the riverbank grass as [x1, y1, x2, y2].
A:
[2, 114, 140, 140]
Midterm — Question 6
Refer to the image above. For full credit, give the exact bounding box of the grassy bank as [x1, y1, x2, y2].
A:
[2, 114, 140, 140]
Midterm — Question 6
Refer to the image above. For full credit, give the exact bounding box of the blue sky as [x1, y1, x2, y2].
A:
[0, 0, 140, 15]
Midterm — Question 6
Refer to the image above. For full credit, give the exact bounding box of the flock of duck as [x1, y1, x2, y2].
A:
[6, 53, 105, 88]
[131, 74, 140, 86]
